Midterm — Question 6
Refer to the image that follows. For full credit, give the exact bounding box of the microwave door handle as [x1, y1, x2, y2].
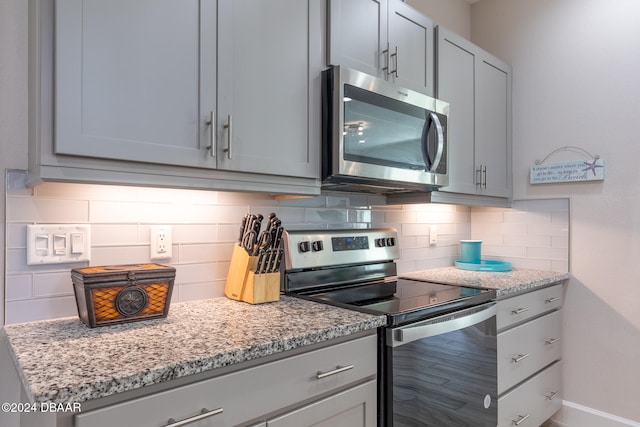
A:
[424, 112, 445, 172]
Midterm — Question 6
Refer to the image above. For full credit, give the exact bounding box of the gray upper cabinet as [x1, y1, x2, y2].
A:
[216, 0, 321, 178]
[33, 0, 322, 194]
[328, 0, 434, 96]
[436, 26, 512, 202]
[55, 0, 217, 168]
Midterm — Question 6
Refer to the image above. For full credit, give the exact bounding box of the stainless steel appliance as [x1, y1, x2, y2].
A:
[322, 66, 450, 194]
[282, 228, 497, 426]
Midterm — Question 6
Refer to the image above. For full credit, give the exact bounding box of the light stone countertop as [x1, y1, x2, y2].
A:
[400, 267, 570, 298]
[2, 296, 385, 405]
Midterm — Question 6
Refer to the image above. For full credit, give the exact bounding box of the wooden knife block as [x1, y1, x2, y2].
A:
[224, 244, 280, 304]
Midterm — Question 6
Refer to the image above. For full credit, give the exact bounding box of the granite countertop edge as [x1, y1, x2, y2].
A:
[3, 296, 386, 405]
[400, 267, 571, 298]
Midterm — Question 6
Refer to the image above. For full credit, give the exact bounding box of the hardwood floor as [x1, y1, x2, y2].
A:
[391, 327, 497, 426]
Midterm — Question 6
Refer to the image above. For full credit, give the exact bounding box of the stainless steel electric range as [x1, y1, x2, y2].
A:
[281, 228, 498, 427]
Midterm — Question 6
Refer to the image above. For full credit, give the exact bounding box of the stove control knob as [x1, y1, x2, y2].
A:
[386, 237, 396, 247]
[312, 240, 324, 252]
[298, 241, 311, 253]
[375, 238, 386, 247]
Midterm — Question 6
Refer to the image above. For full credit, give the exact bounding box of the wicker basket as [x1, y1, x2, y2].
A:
[71, 263, 175, 327]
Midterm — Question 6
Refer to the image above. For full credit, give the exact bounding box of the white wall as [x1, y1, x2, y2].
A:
[0, 0, 29, 326]
[406, 0, 471, 39]
[471, 0, 640, 422]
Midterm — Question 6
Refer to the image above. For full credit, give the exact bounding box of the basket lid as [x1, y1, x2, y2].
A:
[71, 263, 176, 283]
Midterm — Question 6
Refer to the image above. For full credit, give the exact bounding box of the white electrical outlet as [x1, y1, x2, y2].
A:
[150, 225, 172, 260]
[429, 225, 437, 245]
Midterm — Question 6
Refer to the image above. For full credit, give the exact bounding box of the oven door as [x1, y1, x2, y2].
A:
[383, 302, 497, 427]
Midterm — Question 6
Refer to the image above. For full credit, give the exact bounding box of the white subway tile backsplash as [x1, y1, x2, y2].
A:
[179, 243, 234, 263]
[471, 198, 569, 271]
[6, 274, 32, 301]
[6, 296, 77, 324]
[8, 198, 89, 223]
[4, 171, 570, 323]
[33, 272, 74, 297]
[92, 224, 141, 246]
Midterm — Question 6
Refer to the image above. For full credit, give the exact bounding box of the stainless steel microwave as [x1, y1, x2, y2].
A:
[322, 66, 449, 194]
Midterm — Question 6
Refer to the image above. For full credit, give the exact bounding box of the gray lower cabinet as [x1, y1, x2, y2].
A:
[68, 335, 377, 427]
[32, 0, 323, 195]
[434, 25, 512, 205]
[327, 0, 435, 96]
[496, 284, 564, 426]
[266, 380, 376, 427]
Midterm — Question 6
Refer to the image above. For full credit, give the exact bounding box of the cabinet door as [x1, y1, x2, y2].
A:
[327, 0, 388, 78]
[55, 0, 217, 168]
[436, 26, 512, 199]
[436, 26, 478, 195]
[387, 0, 434, 96]
[476, 53, 512, 198]
[267, 380, 377, 427]
[217, 0, 321, 178]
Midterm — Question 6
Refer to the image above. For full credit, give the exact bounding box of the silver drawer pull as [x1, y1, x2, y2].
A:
[166, 407, 223, 427]
[513, 413, 530, 425]
[545, 297, 561, 303]
[511, 307, 529, 315]
[512, 353, 530, 363]
[546, 390, 561, 400]
[545, 337, 561, 345]
[316, 364, 354, 379]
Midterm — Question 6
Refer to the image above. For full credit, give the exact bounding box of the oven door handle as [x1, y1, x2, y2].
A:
[388, 302, 497, 347]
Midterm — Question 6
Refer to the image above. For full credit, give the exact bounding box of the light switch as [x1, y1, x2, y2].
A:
[27, 224, 91, 265]
[53, 234, 66, 255]
[35, 234, 49, 256]
[71, 233, 84, 254]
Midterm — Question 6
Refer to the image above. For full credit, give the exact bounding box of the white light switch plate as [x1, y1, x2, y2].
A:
[27, 224, 91, 265]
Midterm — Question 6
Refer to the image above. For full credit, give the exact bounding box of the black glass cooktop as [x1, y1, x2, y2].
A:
[299, 278, 496, 327]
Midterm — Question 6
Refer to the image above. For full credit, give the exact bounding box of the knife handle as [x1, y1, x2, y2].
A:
[254, 250, 265, 274]
[273, 249, 283, 273]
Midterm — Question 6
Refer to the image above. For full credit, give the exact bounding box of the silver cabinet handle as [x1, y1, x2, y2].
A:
[513, 413, 530, 425]
[382, 42, 391, 74]
[205, 111, 216, 158]
[482, 165, 487, 189]
[545, 297, 561, 303]
[390, 45, 398, 77]
[475, 165, 484, 186]
[316, 364, 354, 379]
[546, 390, 561, 400]
[545, 337, 561, 345]
[166, 407, 223, 427]
[512, 353, 530, 363]
[223, 114, 233, 159]
[511, 307, 529, 315]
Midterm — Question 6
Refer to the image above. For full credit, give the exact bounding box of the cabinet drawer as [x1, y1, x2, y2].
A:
[75, 335, 377, 427]
[497, 310, 562, 394]
[498, 361, 562, 427]
[497, 284, 563, 331]
[267, 380, 377, 427]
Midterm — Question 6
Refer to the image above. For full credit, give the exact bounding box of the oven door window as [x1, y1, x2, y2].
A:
[343, 84, 446, 174]
[386, 310, 497, 426]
